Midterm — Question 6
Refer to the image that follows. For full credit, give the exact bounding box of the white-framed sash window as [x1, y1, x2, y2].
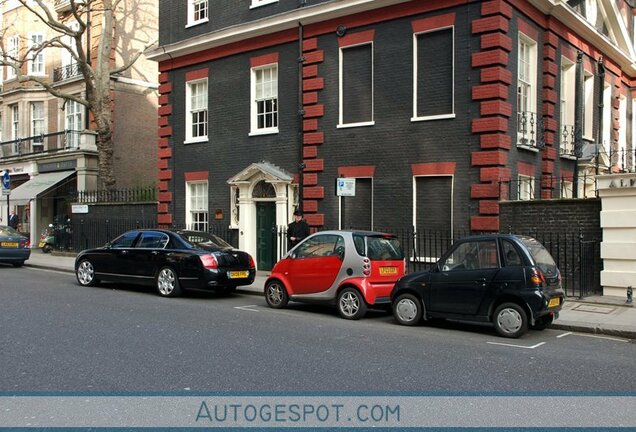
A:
[518, 174, 535, 201]
[28, 33, 45, 75]
[186, 181, 209, 231]
[187, 0, 208, 27]
[6, 36, 19, 79]
[185, 78, 208, 143]
[250, 64, 278, 135]
[560, 57, 575, 157]
[65, 99, 83, 148]
[250, 0, 277, 8]
[583, 72, 594, 140]
[517, 33, 537, 147]
[31, 101, 45, 142]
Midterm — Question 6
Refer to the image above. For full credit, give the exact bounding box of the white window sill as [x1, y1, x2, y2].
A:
[560, 154, 577, 161]
[184, 137, 208, 144]
[516, 144, 540, 153]
[250, 0, 277, 8]
[337, 121, 375, 129]
[411, 113, 456, 122]
[249, 128, 279, 136]
[185, 18, 209, 29]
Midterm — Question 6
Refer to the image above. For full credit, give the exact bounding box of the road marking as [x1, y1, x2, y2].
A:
[487, 341, 546, 349]
[234, 305, 259, 312]
[557, 332, 573, 338]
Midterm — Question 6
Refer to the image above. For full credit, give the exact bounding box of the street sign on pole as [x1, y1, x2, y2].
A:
[1, 171, 10, 196]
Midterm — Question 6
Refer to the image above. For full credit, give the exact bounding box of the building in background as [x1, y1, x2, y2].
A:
[0, 0, 158, 245]
[148, 0, 636, 270]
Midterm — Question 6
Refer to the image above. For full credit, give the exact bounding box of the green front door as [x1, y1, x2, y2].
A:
[256, 202, 276, 271]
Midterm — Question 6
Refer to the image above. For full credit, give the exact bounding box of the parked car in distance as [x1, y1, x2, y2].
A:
[0, 225, 30, 267]
[264, 230, 405, 319]
[391, 234, 564, 338]
[75, 229, 255, 297]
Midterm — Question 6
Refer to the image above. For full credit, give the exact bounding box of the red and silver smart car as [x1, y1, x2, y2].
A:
[264, 230, 405, 319]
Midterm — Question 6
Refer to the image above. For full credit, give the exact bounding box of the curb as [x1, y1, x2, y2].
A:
[551, 322, 636, 340]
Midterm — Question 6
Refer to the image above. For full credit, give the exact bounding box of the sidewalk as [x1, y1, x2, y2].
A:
[25, 249, 636, 339]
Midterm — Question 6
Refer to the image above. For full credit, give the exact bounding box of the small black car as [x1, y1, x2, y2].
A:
[75, 229, 255, 297]
[391, 234, 564, 338]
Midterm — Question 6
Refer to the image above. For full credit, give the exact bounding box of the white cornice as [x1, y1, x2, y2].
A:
[147, 0, 412, 62]
[528, 0, 636, 76]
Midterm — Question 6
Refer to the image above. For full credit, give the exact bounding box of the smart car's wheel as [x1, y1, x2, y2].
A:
[493, 302, 528, 338]
[337, 288, 367, 320]
[531, 314, 554, 331]
[156, 267, 181, 297]
[76, 259, 99, 287]
[265, 280, 288, 308]
[393, 293, 422, 326]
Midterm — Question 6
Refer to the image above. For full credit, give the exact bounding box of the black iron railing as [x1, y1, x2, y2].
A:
[517, 110, 540, 148]
[53, 63, 82, 82]
[72, 187, 157, 204]
[0, 130, 82, 158]
[560, 123, 576, 157]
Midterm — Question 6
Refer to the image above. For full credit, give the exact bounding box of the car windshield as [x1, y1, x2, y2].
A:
[519, 236, 558, 275]
[178, 231, 232, 251]
[363, 235, 404, 260]
[0, 226, 20, 237]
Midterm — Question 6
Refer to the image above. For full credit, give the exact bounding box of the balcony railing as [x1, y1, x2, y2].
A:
[0, 131, 83, 158]
[560, 123, 576, 157]
[516, 110, 541, 149]
[53, 63, 82, 82]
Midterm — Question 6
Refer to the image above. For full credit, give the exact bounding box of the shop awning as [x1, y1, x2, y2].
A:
[7, 171, 75, 206]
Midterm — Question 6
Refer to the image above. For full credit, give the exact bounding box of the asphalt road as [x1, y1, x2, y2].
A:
[1, 265, 635, 393]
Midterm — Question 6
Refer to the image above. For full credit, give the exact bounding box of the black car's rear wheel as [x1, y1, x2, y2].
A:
[12, 261, 24, 268]
[531, 314, 554, 330]
[393, 293, 422, 326]
[264, 280, 288, 308]
[156, 267, 182, 297]
[337, 288, 367, 320]
[76, 259, 99, 286]
[493, 302, 528, 338]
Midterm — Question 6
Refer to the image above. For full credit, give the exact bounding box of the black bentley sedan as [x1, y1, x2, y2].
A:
[74, 229, 255, 297]
[391, 234, 565, 338]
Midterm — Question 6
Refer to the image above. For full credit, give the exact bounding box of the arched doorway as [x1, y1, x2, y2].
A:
[253, 181, 277, 270]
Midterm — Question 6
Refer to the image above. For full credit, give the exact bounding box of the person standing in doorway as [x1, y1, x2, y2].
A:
[8, 210, 19, 230]
[287, 209, 310, 249]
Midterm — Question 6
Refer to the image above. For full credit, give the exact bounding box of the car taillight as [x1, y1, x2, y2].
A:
[363, 257, 371, 276]
[530, 269, 546, 286]
[200, 254, 218, 269]
[248, 254, 255, 268]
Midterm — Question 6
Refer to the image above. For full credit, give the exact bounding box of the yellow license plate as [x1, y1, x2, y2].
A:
[548, 297, 560, 308]
[379, 266, 398, 276]
[38, 242, 46, 247]
[229, 270, 249, 279]
[1, 242, 18, 248]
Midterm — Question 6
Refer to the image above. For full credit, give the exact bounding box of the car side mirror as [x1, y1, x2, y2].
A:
[104, 242, 112, 248]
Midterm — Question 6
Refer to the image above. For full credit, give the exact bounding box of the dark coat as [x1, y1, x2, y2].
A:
[287, 219, 310, 248]
[8, 214, 18, 229]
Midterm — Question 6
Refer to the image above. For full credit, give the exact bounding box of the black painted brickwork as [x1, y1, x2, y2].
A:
[159, 0, 331, 46]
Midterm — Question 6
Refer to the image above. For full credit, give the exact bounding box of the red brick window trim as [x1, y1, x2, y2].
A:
[338, 165, 376, 178]
[517, 162, 535, 177]
[338, 30, 376, 48]
[411, 162, 456, 176]
[250, 53, 279, 68]
[184, 171, 209, 181]
[517, 18, 539, 41]
[411, 13, 456, 34]
[185, 68, 208, 82]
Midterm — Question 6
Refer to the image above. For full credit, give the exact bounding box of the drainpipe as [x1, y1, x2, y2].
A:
[297, 22, 305, 212]
[85, 1, 91, 130]
[596, 56, 605, 176]
[573, 51, 583, 198]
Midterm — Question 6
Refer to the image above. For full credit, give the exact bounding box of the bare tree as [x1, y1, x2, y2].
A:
[0, 0, 156, 188]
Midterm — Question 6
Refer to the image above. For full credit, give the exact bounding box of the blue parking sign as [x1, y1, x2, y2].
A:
[2, 171, 10, 195]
